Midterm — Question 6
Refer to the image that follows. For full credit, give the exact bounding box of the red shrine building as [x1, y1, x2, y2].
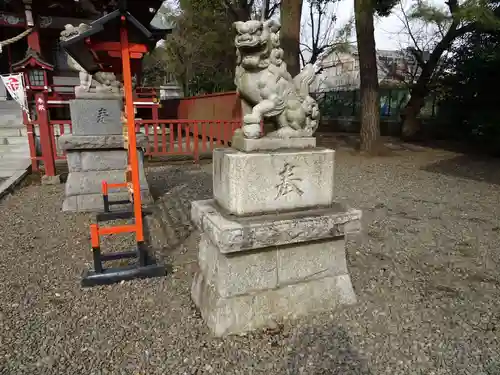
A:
[0, 0, 178, 176]
[0, 0, 173, 108]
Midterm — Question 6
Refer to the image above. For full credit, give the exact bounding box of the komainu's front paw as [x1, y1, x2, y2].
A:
[243, 114, 261, 125]
[242, 123, 261, 139]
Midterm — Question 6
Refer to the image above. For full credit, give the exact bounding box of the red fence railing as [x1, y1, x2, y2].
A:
[50, 120, 73, 160]
[135, 119, 241, 160]
[27, 119, 242, 172]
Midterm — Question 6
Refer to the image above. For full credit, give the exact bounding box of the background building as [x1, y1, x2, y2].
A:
[313, 46, 429, 92]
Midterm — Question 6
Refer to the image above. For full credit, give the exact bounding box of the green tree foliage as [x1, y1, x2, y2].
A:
[400, 0, 500, 139]
[436, 28, 500, 151]
[143, 0, 280, 95]
[142, 0, 236, 96]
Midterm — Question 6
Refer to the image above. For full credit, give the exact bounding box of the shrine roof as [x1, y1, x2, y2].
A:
[60, 7, 168, 74]
[4, 0, 165, 28]
[11, 48, 55, 72]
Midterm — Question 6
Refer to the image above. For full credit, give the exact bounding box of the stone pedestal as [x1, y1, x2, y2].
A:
[191, 144, 362, 336]
[59, 98, 151, 212]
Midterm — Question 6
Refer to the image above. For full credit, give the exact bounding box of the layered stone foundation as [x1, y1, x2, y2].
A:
[191, 145, 362, 336]
[59, 98, 151, 212]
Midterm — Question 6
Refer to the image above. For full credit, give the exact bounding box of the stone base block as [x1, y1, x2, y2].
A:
[58, 134, 148, 151]
[191, 268, 356, 337]
[191, 199, 360, 336]
[62, 148, 151, 212]
[66, 149, 144, 173]
[64, 169, 148, 197]
[231, 131, 316, 152]
[198, 233, 350, 298]
[75, 90, 123, 100]
[192, 199, 362, 253]
[63, 190, 152, 212]
[70, 99, 122, 136]
[213, 147, 335, 216]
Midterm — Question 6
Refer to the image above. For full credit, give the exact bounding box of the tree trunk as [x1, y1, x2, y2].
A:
[354, 0, 381, 153]
[400, 85, 427, 139]
[280, 0, 303, 77]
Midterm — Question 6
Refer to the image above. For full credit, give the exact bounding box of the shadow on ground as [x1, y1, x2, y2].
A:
[283, 324, 372, 374]
[421, 154, 500, 185]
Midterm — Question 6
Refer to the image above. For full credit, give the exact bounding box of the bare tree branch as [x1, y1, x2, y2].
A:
[300, 0, 354, 69]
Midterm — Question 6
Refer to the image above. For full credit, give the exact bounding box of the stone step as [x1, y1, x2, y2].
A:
[0, 116, 23, 128]
[1, 136, 29, 145]
[0, 144, 30, 154]
[0, 127, 27, 137]
[0, 158, 30, 177]
[0, 153, 31, 160]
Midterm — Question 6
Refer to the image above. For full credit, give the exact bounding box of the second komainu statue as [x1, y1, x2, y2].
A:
[60, 23, 122, 97]
[234, 19, 320, 139]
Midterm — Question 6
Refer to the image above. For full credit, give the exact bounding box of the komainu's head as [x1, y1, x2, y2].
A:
[60, 23, 90, 41]
[234, 19, 280, 67]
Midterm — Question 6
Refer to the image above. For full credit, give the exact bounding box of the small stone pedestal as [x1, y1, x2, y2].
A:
[59, 98, 151, 212]
[191, 139, 362, 336]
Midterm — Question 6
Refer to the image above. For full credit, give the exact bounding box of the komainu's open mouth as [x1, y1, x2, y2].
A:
[235, 37, 265, 54]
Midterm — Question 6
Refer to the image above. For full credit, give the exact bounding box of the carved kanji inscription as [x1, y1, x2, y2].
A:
[275, 163, 304, 199]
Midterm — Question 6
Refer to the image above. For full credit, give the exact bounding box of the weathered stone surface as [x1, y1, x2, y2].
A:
[70, 99, 122, 136]
[192, 142, 360, 336]
[199, 233, 277, 298]
[63, 190, 152, 212]
[66, 152, 82, 172]
[231, 132, 316, 151]
[276, 239, 347, 285]
[233, 20, 319, 139]
[191, 270, 356, 336]
[67, 149, 145, 172]
[75, 91, 123, 100]
[213, 148, 335, 216]
[191, 199, 361, 253]
[65, 169, 148, 197]
[200, 231, 349, 298]
[80, 150, 127, 171]
[59, 134, 148, 151]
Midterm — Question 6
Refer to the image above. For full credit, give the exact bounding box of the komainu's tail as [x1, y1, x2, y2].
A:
[293, 64, 315, 100]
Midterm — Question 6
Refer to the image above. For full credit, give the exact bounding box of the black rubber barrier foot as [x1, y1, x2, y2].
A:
[96, 209, 152, 222]
[109, 199, 132, 206]
[81, 263, 166, 287]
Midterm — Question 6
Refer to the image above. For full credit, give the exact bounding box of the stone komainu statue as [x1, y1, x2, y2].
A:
[60, 23, 122, 96]
[234, 19, 320, 139]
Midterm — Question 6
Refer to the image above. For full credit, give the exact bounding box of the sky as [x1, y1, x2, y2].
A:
[322, 0, 445, 50]
[157, 0, 445, 51]
[311, 0, 410, 51]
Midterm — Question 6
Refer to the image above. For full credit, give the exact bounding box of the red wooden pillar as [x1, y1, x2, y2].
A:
[23, 110, 39, 172]
[27, 26, 41, 52]
[26, 24, 56, 176]
[35, 92, 56, 176]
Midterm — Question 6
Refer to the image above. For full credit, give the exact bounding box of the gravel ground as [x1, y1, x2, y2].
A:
[1, 144, 500, 375]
